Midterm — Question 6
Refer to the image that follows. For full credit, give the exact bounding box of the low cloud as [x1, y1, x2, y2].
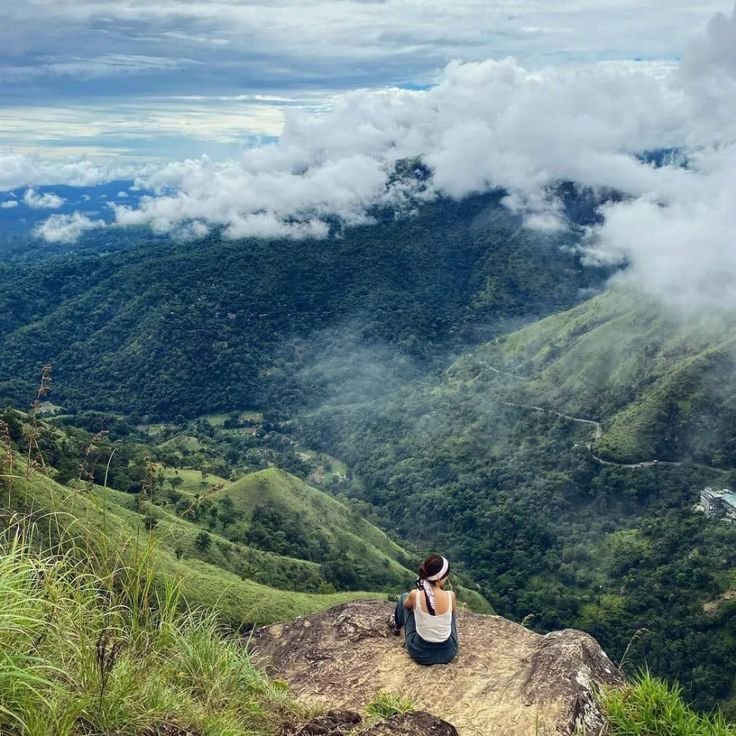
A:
[1, 200, 18, 209]
[0, 153, 128, 192]
[23, 188, 65, 209]
[34, 212, 105, 243]
[23, 3, 736, 315]
[113, 59, 687, 242]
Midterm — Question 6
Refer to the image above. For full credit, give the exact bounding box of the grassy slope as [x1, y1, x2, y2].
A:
[8, 469, 381, 627]
[211, 468, 492, 613]
[0, 525, 302, 736]
[9, 460, 491, 624]
[460, 288, 736, 464]
[218, 468, 410, 562]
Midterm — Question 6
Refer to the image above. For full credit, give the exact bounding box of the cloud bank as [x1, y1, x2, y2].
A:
[33, 212, 105, 244]
[28, 3, 736, 314]
[0, 153, 132, 192]
[23, 188, 65, 209]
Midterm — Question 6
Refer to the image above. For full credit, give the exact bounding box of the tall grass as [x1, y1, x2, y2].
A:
[0, 518, 298, 735]
[603, 672, 736, 736]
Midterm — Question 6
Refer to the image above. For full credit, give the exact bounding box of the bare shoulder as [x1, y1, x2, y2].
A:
[404, 590, 416, 608]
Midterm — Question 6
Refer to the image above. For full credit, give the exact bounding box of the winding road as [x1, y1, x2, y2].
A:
[471, 360, 730, 473]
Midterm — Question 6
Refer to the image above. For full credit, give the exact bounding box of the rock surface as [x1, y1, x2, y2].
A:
[362, 712, 459, 735]
[251, 601, 623, 736]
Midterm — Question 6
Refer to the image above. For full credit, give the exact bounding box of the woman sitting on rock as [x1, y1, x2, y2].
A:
[389, 554, 458, 665]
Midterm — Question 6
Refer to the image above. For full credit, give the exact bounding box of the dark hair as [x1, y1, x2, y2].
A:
[418, 554, 449, 581]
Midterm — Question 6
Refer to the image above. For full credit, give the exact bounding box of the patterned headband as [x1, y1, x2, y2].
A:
[426, 556, 449, 581]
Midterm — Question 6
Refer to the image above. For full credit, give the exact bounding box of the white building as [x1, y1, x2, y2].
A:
[700, 487, 736, 520]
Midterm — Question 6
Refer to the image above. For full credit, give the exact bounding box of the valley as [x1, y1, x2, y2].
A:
[2, 191, 736, 714]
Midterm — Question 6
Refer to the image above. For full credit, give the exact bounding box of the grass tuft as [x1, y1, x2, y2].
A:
[603, 672, 736, 735]
[0, 518, 299, 736]
[365, 690, 415, 719]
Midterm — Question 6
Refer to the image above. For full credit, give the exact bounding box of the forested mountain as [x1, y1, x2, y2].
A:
[298, 287, 736, 711]
[0, 191, 609, 416]
[3, 187, 736, 713]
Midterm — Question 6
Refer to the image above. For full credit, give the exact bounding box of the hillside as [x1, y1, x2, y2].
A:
[6, 464, 381, 627]
[4, 189, 736, 712]
[469, 288, 736, 465]
[0, 191, 609, 417]
[1, 406, 490, 623]
[298, 286, 736, 711]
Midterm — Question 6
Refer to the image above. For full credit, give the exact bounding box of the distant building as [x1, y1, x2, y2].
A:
[700, 487, 736, 520]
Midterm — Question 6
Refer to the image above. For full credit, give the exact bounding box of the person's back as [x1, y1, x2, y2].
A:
[389, 554, 459, 665]
[413, 587, 454, 643]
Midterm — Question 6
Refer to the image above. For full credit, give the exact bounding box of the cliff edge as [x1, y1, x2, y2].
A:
[250, 600, 623, 736]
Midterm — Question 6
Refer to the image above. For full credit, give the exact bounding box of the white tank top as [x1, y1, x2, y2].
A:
[414, 590, 454, 643]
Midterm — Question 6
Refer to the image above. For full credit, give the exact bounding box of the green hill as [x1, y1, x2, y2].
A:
[299, 286, 736, 711]
[0, 408, 490, 623]
[0, 192, 608, 418]
[461, 288, 736, 465]
[6, 466, 381, 627]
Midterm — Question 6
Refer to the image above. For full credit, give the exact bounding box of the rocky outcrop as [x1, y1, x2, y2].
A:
[251, 601, 623, 736]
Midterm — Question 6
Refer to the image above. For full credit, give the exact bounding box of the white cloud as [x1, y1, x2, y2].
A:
[0, 153, 128, 192]
[1, 200, 18, 209]
[11, 2, 736, 316]
[23, 188, 65, 209]
[585, 144, 736, 314]
[33, 212, 105, 243]
[113, 58, 689, 241]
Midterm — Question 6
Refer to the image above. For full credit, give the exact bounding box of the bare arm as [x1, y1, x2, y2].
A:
[404, 590, 415, 609]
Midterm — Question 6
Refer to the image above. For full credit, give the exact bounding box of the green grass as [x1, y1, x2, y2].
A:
[7, 466, 383, 627]
[0, 520, 302, 736]
[365, 691, 415, 719]
[603, 673, 736, 735]
[211, 468, 416, 577]
[201, 411, 263, 427]
[159, 465, 232, 497]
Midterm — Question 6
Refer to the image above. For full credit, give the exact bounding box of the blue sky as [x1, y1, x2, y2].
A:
[1, 0, 731, 162]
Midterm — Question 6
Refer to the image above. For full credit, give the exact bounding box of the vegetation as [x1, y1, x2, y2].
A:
[365, 691, 415, 719]
[604, 673, 736, 735]
[0, 521, 300, 736]
[3, 186, 736, 720]
[296, 289, 736, 712]
[0, 407, 490, 623]
[0, 191, 608, 417]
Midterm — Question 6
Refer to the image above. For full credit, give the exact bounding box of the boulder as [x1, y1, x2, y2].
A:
[250, 601, 623, 736]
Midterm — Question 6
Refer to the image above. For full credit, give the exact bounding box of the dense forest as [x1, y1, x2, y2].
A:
[0, 190, 610, 416]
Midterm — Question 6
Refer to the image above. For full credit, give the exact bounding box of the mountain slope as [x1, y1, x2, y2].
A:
[464, 288, 736, 464]
[0, 192, 608, 417]
[298, 286, 736, 711]
[7, 467, 378, 627]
